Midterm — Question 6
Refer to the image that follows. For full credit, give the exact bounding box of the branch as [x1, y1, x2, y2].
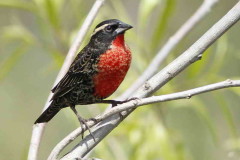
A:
[121, 0, 219, 100]
[99, 79, 240, 118]
[27, 0, 105, 160]
[48, 79, 240, 159]
[60, 1, 240, 159]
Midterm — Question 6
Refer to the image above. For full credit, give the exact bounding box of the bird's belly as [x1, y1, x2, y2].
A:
[93, 46, 131, 99]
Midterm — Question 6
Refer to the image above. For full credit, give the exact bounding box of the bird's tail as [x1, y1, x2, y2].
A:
[34, 103, 61, 124]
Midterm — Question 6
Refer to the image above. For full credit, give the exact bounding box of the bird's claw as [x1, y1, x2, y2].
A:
[87, 117, 98, 123]
[78, 117, 96, 142]
[125, 97, 139, 102]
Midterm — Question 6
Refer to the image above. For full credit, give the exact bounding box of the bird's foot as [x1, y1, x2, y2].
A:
[87, 117, 98, 123]
[122, 97, 139, 104]
[77, 117, 96, 142]
[111, 97, 139, 120]
[70, 105, 96, 141]
[110, 97, 139, 108]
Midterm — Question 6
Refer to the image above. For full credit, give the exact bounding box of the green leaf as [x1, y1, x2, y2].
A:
[171, 98, 219, 144]
[47, 48, 65, 67]
[151, 0, 175, 52]
[110, 0, 131, 22]
[0, 44, 28, 81]
[138, 0, 161, 29]
[207, 35, 228, 81]
[33, 0, 64, 29]
[187, 48, 212, 79]
[1, 25, 35, 44]
[213, 94, 238, 139]
[0, 0, 37, 13]
[193, 98, 219, 144]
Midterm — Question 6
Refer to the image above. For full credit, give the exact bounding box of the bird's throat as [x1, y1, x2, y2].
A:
[93, 34, 131, 99]
[112, 34, 125, 48]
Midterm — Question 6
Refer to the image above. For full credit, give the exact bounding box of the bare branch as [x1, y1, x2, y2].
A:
[60, 1, 240, 159]
[99, 79, 240, 118]
[27, 0, 105, 160]
[49, 79, 240, 159]
[121, 0, 219, 99]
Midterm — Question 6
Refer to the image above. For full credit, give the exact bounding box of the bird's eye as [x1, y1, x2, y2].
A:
[105, 25, 113, 32]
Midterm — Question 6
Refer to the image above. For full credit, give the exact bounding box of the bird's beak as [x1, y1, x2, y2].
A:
[114, 22, 133, 35]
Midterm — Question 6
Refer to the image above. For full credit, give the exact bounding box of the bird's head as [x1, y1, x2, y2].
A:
[90, 19, 132, 44]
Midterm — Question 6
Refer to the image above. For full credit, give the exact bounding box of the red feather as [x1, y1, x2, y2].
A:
[93, 34, 131, 98]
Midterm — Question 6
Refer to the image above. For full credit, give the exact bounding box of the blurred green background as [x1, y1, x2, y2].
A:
[0, 0, 240, 159]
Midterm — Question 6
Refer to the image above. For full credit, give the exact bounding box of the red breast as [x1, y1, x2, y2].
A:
[93, 34, 131, 98]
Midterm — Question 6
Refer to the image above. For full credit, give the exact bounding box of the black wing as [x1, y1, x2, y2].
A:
[50, 48, 95, 101]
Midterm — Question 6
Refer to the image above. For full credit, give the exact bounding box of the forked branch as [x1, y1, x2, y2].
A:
[48, 79, 240, 160]
[59, 1, 240, 159]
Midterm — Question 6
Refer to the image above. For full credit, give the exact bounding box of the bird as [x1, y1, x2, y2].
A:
[34, 19, 133, 137]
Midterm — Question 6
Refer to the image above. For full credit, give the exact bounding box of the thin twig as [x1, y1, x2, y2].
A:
[54, 79, 240, 159]
[99, 80, 240, 119]
[121, 0, 219, 100]
[28, 0, 105, 160]
[60, 1, 240, 159]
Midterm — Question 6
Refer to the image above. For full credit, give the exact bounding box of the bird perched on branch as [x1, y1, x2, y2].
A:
[35, 19, 133, 137]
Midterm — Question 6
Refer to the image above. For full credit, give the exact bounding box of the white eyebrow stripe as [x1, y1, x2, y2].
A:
[91, 23, 114, 36]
